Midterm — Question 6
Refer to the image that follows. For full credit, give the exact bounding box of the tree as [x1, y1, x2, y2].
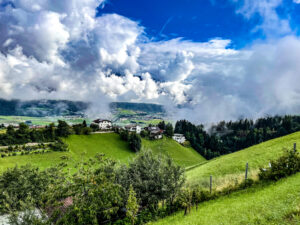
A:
[56, 120, 71, 137]
[126, 185, 139, 225]
[82, 120, 87, 128]
[129, 133, 141, 152]
[90, 123, 99, 132]
[48, 155, 123, 225]
[165, 123, 174, 137]
[158, 121, 166, 130]
[121, 150, 185, 211]
[120, 130, 129, 141]
[82, 127, 92, 135]
[0, 165, 50, 213]
[44, 123, 56, 141]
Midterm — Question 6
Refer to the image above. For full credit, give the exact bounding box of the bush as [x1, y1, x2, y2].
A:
[50, 139, 68, 152]
[259, 149, 300, 181]
[82, 127, 92, 135]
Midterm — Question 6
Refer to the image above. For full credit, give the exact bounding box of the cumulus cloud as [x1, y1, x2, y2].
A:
[1, 0, 300, 123]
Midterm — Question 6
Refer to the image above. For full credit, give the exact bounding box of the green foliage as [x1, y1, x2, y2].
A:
[51, 156, 123, 225]
[72, 123, 92, 135]
[129, 133, 141, 152]
[56, 120, 71, 137]
[158, 121, 166, 130]
[140, 130, 149, 138]
[118, 150, 185, 211]
[259, 149, 300, 181]
[0, 165, 51, 213]
[89, 123, 99, 132]
[165, 123, 174, 137]
[49, 139, 69, 152]
[126, 185, 139, 225]
[176, 188, 193, 215]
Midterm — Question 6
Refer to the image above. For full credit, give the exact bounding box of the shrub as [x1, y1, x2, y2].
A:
[259, 149, 300, 181]
[50, 139, 68, 152]
[8, 146, 13, 152]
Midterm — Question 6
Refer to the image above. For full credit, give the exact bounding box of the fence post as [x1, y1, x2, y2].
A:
[210, 175, 212, 194]
[294, 143, 297, 153]
[245, 162, 248, 180]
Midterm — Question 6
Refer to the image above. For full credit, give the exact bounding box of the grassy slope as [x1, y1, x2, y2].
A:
[186, 131, 300, 186]
[64, 133, 135, 164]
[142, 137, 206, 167]
[0, 133, 205, 172]
[150, 173, 300, 225]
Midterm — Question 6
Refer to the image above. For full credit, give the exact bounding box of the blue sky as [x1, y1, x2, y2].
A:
[99, 0, 300, 48]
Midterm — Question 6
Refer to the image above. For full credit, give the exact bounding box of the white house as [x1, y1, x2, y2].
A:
[172, 133, 186, 144]
[93, 119, 112, 130]
[125, 124, 141, 134]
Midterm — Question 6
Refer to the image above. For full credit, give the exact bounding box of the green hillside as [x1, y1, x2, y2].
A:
[186, 131, 300, 187]
[150, 173, 300, 225]
[142, 138, 206, 167]
[0, 133, 205, 172]
[64, 133, 135, 163]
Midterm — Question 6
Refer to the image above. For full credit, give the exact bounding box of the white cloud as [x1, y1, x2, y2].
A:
[1, 0, 300, 123]
[293, 0, 300, 3]
[232, 0, 291, 36]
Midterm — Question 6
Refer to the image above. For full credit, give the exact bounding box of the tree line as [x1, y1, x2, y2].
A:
[175, 115, 300, 159]
[0, 120, 91, 146]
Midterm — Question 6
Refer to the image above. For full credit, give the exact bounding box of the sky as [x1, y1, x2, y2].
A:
[1, 0, 300, 123]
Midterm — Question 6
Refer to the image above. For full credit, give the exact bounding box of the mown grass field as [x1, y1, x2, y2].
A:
[0, 133, 205, 172]
[185, 131, 300, 187]
[150, 173, 300, 225]
[142, 137, 206, 167]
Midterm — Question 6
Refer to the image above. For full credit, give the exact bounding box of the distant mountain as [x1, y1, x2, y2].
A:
[0, 99, 89, 117]
[0, 99, 165, 117]
[110, 102, 165, 113]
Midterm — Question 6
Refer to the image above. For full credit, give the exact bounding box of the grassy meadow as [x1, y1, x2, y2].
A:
[185, 131, 300, 188]
[142, 137, 206, 167]
[0, 133, 205, 172]
[150, 173, 300, 225]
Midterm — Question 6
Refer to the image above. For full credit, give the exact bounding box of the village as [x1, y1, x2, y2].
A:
[91, 119, 186, 144]
[0, 118, 186, 145]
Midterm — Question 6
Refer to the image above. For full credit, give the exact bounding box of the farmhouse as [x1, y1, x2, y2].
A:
[172, 133, 186, 144]
[124, 124, 142, 134]
[92, 119, 112, 130]
[146, 126, 163, 139]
